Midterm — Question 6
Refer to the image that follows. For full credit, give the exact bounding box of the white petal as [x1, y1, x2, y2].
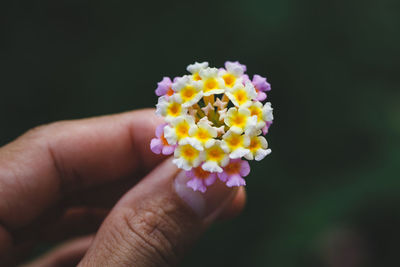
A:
[202, 161, 223, 173]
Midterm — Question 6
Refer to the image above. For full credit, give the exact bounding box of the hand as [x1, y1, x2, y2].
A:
[0, 109, 246, 266]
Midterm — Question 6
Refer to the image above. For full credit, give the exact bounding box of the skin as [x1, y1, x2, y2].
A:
[0, 109, 245, 266]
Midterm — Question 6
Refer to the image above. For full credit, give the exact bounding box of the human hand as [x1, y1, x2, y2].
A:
[0, 109, 246, 266]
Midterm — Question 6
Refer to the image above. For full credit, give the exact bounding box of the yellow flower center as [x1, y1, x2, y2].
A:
[249, 137, 261, 151]
[196, 128, 211, 142]
[231, 112, 246, 128]
[167, 102, 181, 117]
[234, 89, 248, 105]
[181, 144, 199, 161]
[204, 78, 218, 92]
[176, 122, 190, 139]
[180, 86, 196, 101]
[223, 73, 236, 87]
[249, 106, 262, 121]
[206, 146, 225, 161]
[226, 134, 242, 149]
[193, 73, 202, 81]
[224, 161, 241, 175]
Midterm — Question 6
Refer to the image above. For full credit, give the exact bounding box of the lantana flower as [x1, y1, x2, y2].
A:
[218, 158, 250, 187]
[225, 82, 257, 108]
[150, 123, 176, 155]
[186, 164, 217, 193]
[252, 74, 271, 101]
[156, 94, 187, 122]
[155, 77, 174, 97]
[172, 76, 203, 107]
[219, 61, 246, 88]
[164, 115, 195, 145]
[151, 61, 274, 192]
[224, 107, 257, 135]
[199, 67, 225, 96]
[187, 61, 209, 81]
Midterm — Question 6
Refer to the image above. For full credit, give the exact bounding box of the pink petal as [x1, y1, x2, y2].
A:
[241, 74, 250, 84]
[226, 174, 246, 187]
[240, 160, 251, 177]
[162, 145, 175, 155]
[155, 77, 172, 96]
[217, 171, 229, 182]
[150, 138, 163, 154]
[187, 178, 207, 193]
[204, 174, 217, 186]
[262, 125, 269, 135]
[155, 123, 167, 138]
[256, 91, 267, 101]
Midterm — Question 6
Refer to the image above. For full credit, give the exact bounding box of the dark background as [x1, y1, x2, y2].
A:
[2, 0, 400, 266]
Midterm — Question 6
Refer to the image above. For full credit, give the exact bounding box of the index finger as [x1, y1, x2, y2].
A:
[0, 108, 164, 229]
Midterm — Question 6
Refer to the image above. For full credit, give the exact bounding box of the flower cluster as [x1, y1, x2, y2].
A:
[151, 61, 273, 193]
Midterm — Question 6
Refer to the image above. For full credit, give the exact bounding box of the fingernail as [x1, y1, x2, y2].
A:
[174, 171, 237, 221]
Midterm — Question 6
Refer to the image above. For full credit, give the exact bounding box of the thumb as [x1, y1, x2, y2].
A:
[78, 158, 241, 267]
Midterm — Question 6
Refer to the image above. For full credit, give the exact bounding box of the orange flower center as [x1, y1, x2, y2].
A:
[193, 166, 211, 179]
[167, 87, 174, 96]
[160, 133, 169, 146]
[225, 161, 241, 174]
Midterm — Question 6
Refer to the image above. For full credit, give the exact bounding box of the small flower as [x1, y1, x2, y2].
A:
[164, 115, 195, 145]
[199, 67, 225, 96]
[262, 102, 274, 122]
[150, 123, 176, 155]
[224, 107, 258, 134]
[248, 101, 273, 130]
[173, 138, 204, 171]
[225, 82, 257, 108]
[221, 130, 250, 159]
[202, 140, 229, 173]
[244, 135, 271, 161]
[219, 61, 246, 88]
[187, 62, 209, 81]
[214, 97, 228, 110]
[155, 94, 187, 122]
[186, 164, 217, 193]
[172, 76, 203, 107]
[201, 102, 214, 115]
[225, 61, 247, 75]
[188, 121, 218, 148]
[155, 77, 174, 97]
[218, 159, 250, 187]
[252, 74, 271, 101]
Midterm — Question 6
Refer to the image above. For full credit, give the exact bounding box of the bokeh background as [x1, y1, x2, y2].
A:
[2, 0, 400, 266]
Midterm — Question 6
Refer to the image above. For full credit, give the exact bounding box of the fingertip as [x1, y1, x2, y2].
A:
[217, 186, 246, 221]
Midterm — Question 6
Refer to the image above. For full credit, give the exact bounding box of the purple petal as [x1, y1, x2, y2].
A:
[225, 61, 247, 73]
[239, 160, 251, 177]
[150, 138, 163, 154]
[252, 74, 271, 92]
[256, 91, 267, 101]
[187, 178, 207, 193]
[241, 74, 250, 84]
[217, 171, 229, 182]
[155, 123, 167, 138]
[204, 174, 217, 186]
[186, 169, 195, 179]
[162, 145, 175, 155]
[155, 77, 172, 96]
[226, 174, 246, 187]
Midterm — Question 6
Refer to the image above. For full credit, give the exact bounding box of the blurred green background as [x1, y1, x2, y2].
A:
[2, 0, 400, 266]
